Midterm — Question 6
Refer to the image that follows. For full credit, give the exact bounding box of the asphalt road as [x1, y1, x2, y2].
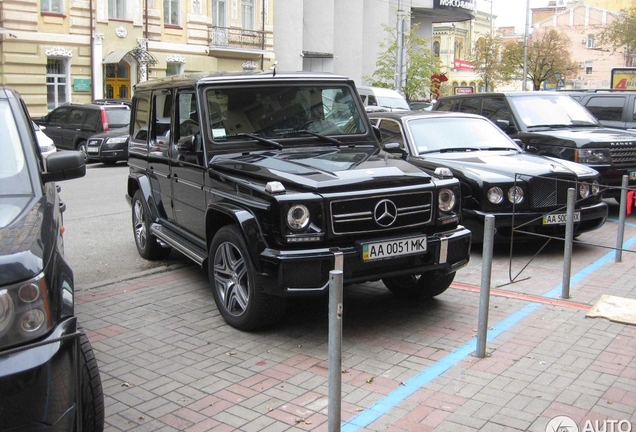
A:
[60, 160, 191, 289]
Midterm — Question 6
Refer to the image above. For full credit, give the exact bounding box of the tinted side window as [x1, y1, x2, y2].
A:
[458, 98, 481, 114]
[49, 107, 69, 123]
[84, 110, 99, 130]
[130, 92, 151, 155]
[377, 119, 404, 148]
[368, 96, 378, 107]
[435, 99, 459, 112]
[481, 98, 514, 125]
[584, 96, 625, 121]
[68, 108, 86, 125]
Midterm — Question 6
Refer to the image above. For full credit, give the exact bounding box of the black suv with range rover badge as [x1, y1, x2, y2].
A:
[126, 71, 471, 330]
[434, 92, 636, 199]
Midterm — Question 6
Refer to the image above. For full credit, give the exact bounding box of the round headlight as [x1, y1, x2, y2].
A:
[579, 182, 590, 199]
[592, 180, 600, 196]
[507, 186, 524, 204]
[438, 188, 456, 212]
[287, 204, 310, 230]
[0, 290, 15, 334]
[20, 309, 46, 333]
[19, 283, 40, 303]
[488, 187, 504, 204]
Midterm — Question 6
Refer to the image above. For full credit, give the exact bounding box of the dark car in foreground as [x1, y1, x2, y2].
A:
[86, 126, 129, 164]
[434, 92, 636, 199]
[0, 87, 104, 430]
[369, 111, 608, 243]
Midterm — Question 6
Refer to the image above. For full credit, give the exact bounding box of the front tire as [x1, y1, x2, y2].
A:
[131, 190, 171, 260]
[382, 270, 455, 299]
[209, 225, 287, 330]
[76, 141, 88, 161]
[78, 329, 104, 432]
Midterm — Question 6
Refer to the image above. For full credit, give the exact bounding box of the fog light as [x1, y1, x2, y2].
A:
[21, 309, 45, 333]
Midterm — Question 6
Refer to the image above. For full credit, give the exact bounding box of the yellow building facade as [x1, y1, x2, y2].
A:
[0, 0, 274, 116]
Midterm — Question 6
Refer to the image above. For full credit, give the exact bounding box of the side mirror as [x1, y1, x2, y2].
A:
[384, 142, 407, 158]
[177, 135, 195, 153]
[41, 151, 86, 183]
[496, 119, 516, 133]
[372, 125, 382, 142]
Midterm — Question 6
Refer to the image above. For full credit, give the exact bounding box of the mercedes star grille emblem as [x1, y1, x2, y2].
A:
[373, 199, 398, 227]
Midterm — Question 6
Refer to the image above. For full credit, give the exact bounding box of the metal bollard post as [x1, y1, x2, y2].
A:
[616, 175, 628, 263]
[328, 269, 343, 432]
[562, 188, 575, 300]
[476, 215, 495, 358]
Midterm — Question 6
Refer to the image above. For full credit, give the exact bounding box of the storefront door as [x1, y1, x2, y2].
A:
[105, 61, 131, 100]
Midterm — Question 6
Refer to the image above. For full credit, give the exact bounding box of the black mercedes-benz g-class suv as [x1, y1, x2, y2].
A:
[0, 87, 104, 431]
[126, 72, 471, 330]
[434, 92, 636, 199]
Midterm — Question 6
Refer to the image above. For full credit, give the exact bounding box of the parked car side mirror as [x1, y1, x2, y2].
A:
[495, 119, 516, 134]
[41, 151, 86, 183]
[383, 142, 408, 158]
[177, 135, 195, 153]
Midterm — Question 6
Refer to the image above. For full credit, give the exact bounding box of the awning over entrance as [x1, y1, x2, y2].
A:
[103, 49, 158, 66]
[103, 49, 131, 64]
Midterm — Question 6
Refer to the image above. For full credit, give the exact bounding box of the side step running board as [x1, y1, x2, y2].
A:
[150, 224, 207, 266]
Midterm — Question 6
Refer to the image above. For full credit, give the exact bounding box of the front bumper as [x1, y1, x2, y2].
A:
[0, 317, 79, 431]
[463, 201, 608, 240]
[257, 226, 472, 296]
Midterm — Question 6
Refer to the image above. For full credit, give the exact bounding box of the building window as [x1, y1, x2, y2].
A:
[46, 59, 68, 111]
[164, 0, 180, 25]
[241, 0, 254, 30]
[166, 63, 184, 76]
[109, 0, 126, 20]
[587, 34, 595, 49]
[213, 0, 226, 26]
[433, 41, 440, 57]
[586, 61, 593, 74]
[454, 41, 463, 60]
[41, 0, 63, 13]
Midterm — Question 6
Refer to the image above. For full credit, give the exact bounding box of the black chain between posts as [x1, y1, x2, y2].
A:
[498, 174, 636, 288]
[0, 332, 80, 357]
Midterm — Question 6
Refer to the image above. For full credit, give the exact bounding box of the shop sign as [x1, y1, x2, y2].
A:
[454, 86, 474, 94]
[454, 59, 475, 71]
[434, 0, 476, 12]
[73, 78, 91, 92]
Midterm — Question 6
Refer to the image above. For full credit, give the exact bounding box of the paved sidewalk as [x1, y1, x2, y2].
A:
[75, 220, 636, 432]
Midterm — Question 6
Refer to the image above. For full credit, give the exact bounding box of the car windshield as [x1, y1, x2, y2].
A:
[407, 116, 520, 155]
[204, 84, 367, 142]
[106, 109, 131, 127]
[0, 100, 33, 197]
[378, 96, 410, 110]
[510, 95, 599, 128]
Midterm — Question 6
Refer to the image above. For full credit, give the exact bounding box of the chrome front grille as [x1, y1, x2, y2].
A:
[330, 191, 432, 235]
[529, 176, 577, 209]
[610, 146, 636, 167]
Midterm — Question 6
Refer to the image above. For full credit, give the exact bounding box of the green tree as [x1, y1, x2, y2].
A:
[501, 28, 578, 91]
[471, 33, 508, 92]
[365, 21, 440, 102]
[598, 6, 636, 63]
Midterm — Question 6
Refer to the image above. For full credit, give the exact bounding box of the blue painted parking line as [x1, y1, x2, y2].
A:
[342, 231, 636, 431]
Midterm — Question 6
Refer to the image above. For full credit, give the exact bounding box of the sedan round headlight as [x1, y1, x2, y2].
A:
[507, 186, 524, 204]
[287, 204, 310, 230]
[579, 182, 590, 199]
[487, 187, 504, 204]
[438, 188, 456, 212]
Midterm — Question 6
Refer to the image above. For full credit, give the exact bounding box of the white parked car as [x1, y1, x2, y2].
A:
[33, 121, 57, 158]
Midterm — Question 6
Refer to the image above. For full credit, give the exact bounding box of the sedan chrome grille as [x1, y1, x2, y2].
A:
[330, 191, 432, 235]
[529, 176, 577, 209]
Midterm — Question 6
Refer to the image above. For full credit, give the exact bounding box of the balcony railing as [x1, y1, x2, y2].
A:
[209, 26, 271, 51]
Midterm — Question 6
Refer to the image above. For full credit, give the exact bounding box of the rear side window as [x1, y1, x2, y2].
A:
[377, 119, 404, 148]
[435, 99, 459, 111]
[105, 108, 131, 127]
[458, 98, 481, 114]
[584, 96, 625, 121]
[130, 92, 151, 155]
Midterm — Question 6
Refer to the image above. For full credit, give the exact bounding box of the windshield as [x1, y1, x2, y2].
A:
[204, 85, 367, 142]
[407, 116, 520, 155]
[0, 100, 33, 196]
[511, 95, 599, 128]
[377, 96, 410, 110]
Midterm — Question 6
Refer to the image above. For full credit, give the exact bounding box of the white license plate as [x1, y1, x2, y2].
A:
[87, 147, 99, 153]
[362, 235, 427, 262]
[543, 212, 581, 225]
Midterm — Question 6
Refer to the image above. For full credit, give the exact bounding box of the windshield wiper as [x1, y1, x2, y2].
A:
[234, 133, 283, 149]
[527, 124, 571, 129]
[277, 130, 342, 146]
[483, 147, 519, 151]
[438, 147, 482, 153]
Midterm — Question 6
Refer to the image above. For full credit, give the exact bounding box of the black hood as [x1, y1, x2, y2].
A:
[211, 146, 433, 192]
[521, 127, 636, 148]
